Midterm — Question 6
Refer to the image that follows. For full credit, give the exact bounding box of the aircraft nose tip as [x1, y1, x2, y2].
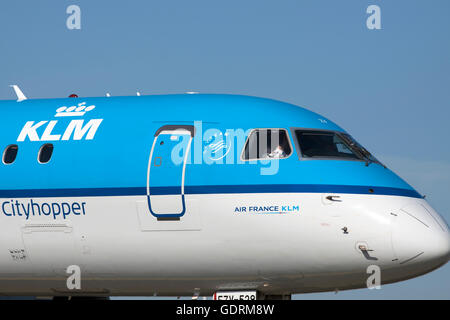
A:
[391, 205, 450, 266]
[392, 225, 449, 266]
[445, 232, 450, 262]
[425, 228, 450, 263]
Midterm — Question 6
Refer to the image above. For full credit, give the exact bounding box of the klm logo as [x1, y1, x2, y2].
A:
[54, 103, 95, 117]
[17, 103, 103, 142]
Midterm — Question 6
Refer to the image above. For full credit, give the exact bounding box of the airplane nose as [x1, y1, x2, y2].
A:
[391, 203, 450, 267]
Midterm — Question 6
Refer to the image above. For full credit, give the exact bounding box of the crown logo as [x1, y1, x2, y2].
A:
[55, 102, 95, 117]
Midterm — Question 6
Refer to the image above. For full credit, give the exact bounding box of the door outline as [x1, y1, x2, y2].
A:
[146, 125, 195, 219]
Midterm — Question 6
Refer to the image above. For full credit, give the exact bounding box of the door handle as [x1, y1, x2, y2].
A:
[326, 195, 342, 202]
[358, 244, 378, 261]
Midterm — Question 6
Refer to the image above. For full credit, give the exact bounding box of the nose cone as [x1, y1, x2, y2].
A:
[391, 202, 450, 270]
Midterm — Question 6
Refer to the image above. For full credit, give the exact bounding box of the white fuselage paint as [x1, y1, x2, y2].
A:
[0, 192, 448, 297]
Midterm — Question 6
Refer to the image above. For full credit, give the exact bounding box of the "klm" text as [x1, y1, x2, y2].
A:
[17, 119, 103, 142]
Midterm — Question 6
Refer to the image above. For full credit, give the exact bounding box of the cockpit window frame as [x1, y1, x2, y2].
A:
[290, 127, 368, 163]
[240, 128, 294, 162]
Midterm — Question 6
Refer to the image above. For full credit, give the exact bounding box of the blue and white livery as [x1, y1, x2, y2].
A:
[0, 93, 448, 299]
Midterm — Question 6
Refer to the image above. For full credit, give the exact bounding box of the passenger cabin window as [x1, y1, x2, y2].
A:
[3, 145, 18, 164]
[242, 129, 292, 160]
[38, 144, 54, 164]
[294, 130, 360, 160]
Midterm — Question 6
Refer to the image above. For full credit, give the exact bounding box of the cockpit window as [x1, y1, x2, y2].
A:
[292, 129, 382, 165]
[242, 129, 292, 160]
[294, 130, 360, 160]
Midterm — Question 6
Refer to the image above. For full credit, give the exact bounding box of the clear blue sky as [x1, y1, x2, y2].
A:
[0, 0, 448, 299]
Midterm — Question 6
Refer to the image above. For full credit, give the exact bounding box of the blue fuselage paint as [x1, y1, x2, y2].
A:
[0, 94, 419, 199]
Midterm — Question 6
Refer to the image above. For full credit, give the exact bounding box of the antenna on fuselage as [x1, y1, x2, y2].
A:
[9, 85, 27, 102]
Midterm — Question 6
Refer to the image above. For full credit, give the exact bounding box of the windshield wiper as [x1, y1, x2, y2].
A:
[339, 133, 387, 168]
[355, 145, 372, 166]
[339, 134, 373, 166]
[359, 147, 374, 166]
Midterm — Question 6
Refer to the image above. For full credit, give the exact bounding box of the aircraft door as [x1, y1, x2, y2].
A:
[147, 125, 195, 219]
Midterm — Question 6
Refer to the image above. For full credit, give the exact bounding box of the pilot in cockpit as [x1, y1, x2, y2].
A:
[267, 145, 286, 158]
